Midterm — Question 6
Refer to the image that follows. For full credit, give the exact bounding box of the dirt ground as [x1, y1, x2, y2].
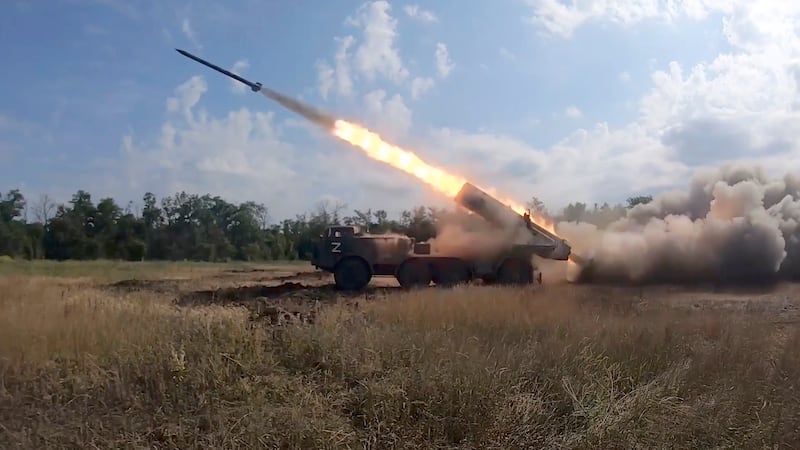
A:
[101, 260, 800, 327]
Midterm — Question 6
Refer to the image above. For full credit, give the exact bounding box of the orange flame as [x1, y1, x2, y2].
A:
[332, 119, 558, 235]
[332, 119, 466, 197]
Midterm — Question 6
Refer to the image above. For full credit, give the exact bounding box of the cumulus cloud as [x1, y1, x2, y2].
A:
[445, 0, 798, 210]
[523, 0, 735, 38]
[410, 76, 435, 99]
[104, 73, 437, 220]
[403, 5, 438, 23]
[499, 47, 517, 61]
[422, 120, 689, 216]
[165, 75, 206, 123]
[362, 89, 413, 137]
[349, 0, 409, 83]
[229, 60, 249, 94]
[564, 105, 582, 118]
[120, 77, 301, 214]
[427, 128, 548, 184]
[314, 2, 446, 113]
[317, 0, 448, 105]
[180, 18, 201, 49]
[100, 0, 800, 227]
[634, 3, 800, 174]
[435, 43, 454, 78]
[316, 36, 355, 100]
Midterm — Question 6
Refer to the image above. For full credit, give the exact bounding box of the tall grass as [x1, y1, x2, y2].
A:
[1, 277, 799, 448]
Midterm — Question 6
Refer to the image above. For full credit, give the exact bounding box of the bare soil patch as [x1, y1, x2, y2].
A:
[108, 278, 184, 294]
[102, 262, 800, 327]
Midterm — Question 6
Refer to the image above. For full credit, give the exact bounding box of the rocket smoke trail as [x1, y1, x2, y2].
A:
[558, 164, 800, 285]
[258, 87, 336, 129]
[175, 48, 337, 130]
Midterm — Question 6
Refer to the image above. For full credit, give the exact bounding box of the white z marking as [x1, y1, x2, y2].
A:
[331, 241, 342, 253]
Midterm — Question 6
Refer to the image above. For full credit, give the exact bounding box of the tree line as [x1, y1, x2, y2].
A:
[0, 189, 652, 262]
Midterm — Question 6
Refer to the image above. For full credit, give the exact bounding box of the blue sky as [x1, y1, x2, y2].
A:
[1, 0, 798, 221]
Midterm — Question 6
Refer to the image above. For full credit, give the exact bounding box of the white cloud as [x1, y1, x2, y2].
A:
[523, 0, 735, 38]
[165, 75, 206, 124]
[403, 5, 438, 23]
[108, 0, 800, 221]
[424, 122, 688, 213]
[117, 77, 308, 218]
[374, 1, 800, 216]
[105, 75, 436, 219]
[427, 128, 548, 182]
[229, 60, 249, 94]
[180, 18, 201, 49]
[317, 1, 415, 100]
[316, 62, 334, 100]
[435, 42, 454, 78]
[619, 71, 631, 83]
[311, 1, 447, 124]
[410, 76, 435, 99]
[350, 0, 409, 83]
[498, 0, 800, 205]
[362, 89, 413, 137]
[565, 105, 583, 118]
[317, 35, 355, 100]
[500, 47, 517, 61]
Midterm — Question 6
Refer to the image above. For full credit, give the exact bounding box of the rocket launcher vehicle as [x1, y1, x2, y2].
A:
[175, 47, 585, 266]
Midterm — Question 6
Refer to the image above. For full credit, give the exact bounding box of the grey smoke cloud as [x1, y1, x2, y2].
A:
[558, 164, 800, 284]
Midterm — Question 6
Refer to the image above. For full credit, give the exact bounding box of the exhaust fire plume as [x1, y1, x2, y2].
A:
[331, 119, 558, 234]
[332, 120, 466, 197]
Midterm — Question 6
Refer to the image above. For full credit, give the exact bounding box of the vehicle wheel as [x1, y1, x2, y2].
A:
[334, 257, 372, 291]
[432, 260, 471, 287]
[496, 258, 534, 285]
[396, 259, 431, 289]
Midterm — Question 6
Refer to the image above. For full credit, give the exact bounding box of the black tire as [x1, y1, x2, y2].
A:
[333, 257, 372, 291]
[496, 258, 534, 285]
[432, 259, 471, 287]
[396, 259, 431, 289]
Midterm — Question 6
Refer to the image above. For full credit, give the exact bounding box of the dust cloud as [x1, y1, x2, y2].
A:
[557, 164, 800, 285]
[426, 208, 536, 259]
[429, 223, 526, 259]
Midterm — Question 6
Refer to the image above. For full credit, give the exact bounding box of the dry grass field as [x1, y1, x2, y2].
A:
[1, 258, 800, 448]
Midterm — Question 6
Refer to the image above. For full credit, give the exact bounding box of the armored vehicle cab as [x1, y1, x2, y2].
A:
[312, 225, 415, 290]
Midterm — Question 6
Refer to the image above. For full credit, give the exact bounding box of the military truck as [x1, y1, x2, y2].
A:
[310, 182, 573, 290]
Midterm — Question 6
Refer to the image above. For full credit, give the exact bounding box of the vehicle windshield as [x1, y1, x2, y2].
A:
[327, 226, 361, 238]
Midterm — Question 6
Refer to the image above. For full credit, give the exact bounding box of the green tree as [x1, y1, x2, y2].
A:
[627, 195, 653, 208]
